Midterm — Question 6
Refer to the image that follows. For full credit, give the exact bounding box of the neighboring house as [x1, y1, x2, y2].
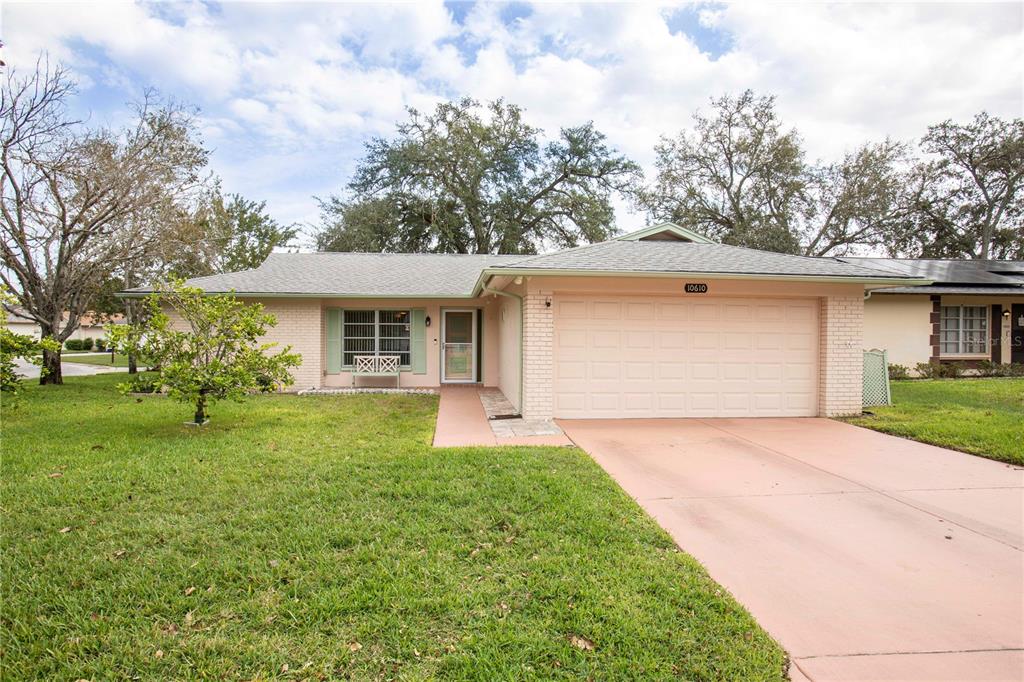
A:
[2, 308, 122, 344]
[837, 258, 1024, 370]
[125, 223, 927, 420]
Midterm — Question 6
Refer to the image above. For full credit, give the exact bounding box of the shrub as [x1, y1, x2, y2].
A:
[81, 337, 94, 351]
[976, 360, 999, 377]
[64, 339, 81, 351]
[125, 374, 159, 394]
[914, 362, 940, 379]
[942, 362, 965, 378]
[888, 363, 911, 380]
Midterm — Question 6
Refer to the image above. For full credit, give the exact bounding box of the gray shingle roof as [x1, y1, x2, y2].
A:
[124, 241, 931, 299]
[490, 241, 914, 280]
[125, 252, 522, 298]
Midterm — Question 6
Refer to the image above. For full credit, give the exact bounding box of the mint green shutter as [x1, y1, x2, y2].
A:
[326, 308, 342, 374]
[411, 309, 426, 374]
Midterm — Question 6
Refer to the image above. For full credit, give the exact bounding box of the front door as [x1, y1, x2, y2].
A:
[442, 310, 476, 382]
[1012, 304, 1024, 364]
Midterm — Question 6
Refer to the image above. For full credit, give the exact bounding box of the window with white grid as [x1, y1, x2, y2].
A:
[940, 305, 987, 355]
[343, 310, 411, 367]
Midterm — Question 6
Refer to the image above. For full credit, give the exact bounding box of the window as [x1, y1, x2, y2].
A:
[940, 305, 987, 355]
[342, 310, 411, 367]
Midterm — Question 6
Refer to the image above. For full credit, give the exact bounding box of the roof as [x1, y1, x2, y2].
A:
[123, 229, 931, 299]
[485, 240, 918, 280]
[839, 257, 1024, 296]
[124, 252, 523, 298]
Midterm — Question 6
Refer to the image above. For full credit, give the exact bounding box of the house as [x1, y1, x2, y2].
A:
[836, 258, 1024, 370]
[125, 223, 929, 420]
[2, 308, 121, 345]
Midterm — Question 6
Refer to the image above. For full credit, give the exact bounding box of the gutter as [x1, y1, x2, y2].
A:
[470, 267, 932, 297]
[481, 279, 524, 414]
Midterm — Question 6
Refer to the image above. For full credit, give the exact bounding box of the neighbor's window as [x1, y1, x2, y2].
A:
[940, 305, 987, 355]
[342, 310, 411, 367]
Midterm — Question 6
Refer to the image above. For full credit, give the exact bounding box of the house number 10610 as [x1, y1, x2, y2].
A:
[685, 283, 708, 294]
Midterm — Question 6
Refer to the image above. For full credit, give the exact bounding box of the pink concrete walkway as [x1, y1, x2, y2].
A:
[560, 417, 1024, 682]
[432, 386, 572, 447]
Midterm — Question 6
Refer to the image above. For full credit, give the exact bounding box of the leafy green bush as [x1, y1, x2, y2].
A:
[914, 361, 967, 379]
[888, 363, 911, 380]
[82, 337, 94, 351]
[1, 289, 60, 392]
[64, 339, 80, 351]
[125, 374, 159, 394]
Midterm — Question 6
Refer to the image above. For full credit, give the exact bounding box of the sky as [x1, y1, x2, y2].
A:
[2, 1, 1022, 245]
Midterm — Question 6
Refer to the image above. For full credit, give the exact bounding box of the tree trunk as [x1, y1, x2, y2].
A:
[128, 354, 138, 374]
[194, 391, 208, 424]
[40, 346, 63, 385]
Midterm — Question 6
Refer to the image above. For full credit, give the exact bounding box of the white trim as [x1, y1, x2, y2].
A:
[440, 308, 477, 383]
[614, 221, 715, 243]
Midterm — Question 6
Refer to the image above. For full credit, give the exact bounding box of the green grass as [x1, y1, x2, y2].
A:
[59, 352, 141, 367]
[1, 375, 785, 681]
[846, 378, 1024, 465]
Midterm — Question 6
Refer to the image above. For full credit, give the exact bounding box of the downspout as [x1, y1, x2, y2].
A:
[481, 280, 524, 414]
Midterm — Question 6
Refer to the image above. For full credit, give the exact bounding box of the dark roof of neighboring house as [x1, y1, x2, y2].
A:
[838, 257, 1024, 295]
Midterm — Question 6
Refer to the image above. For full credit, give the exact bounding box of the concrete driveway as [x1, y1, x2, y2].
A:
[560, 418, 1024, 682]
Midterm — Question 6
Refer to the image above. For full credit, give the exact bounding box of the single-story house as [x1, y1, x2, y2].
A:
[2, 308, 122, 345]
[836, 258, 1024, 370]
[126, 223, 932, 420]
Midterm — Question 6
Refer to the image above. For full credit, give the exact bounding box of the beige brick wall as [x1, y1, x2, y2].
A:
[259, 299, 322, 390]
[819, 295, 864, 417]
[521, 290, 554, 420]
[163, 298, 322, 391]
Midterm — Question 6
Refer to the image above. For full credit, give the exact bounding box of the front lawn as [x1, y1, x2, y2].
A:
[847, 378, 1024, 466]
[59, 352, 142, 368]
[1, 375, 785, 680]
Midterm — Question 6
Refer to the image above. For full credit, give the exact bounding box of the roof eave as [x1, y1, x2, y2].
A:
[117, 290, 482, 300]
[472, 268, 931, 296]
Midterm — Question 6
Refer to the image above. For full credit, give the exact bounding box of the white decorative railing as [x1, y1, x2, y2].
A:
[352, 355, 401, 387]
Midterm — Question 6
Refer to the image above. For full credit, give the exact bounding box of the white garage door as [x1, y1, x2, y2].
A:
[553, 296, 819, 418]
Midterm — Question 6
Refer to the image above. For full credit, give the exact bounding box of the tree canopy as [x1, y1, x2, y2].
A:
[316, 98, 641, 255]
[637, 91, 1021, 258]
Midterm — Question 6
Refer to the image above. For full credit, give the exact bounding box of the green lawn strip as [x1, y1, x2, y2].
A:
[846, 378, 1024, 466]
[59, 353, 143, 368]
[2, 375, 785, 680]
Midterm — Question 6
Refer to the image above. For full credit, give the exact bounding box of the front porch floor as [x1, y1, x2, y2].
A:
[433, 385, 571, 447]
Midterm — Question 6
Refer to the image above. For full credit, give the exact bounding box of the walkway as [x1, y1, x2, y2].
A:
[432, 385, 572, 447]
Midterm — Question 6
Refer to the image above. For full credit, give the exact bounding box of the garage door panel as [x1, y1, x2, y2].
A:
[554, 296, 819, 418]
[691, 331, 719, 349]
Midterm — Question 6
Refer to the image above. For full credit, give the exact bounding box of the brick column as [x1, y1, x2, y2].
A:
[522, 291, 554, 420]
[818, 295, 864, 417]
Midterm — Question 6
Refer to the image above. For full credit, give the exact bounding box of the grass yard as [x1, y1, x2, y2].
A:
[847, 378, 1024, 466]
[1, 375, 785, 681]
[59, 352, 141, 368]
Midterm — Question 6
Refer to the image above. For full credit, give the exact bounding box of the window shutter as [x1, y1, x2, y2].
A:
[326, 308, 342, 374]
[411, 308, 426, 374]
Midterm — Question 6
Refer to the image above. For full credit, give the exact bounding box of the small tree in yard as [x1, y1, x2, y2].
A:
[108, 281, 301, 424]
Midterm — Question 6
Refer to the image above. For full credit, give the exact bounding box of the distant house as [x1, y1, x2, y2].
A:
[837, 258, 1024, 370]
[2, 308, 123, 345]
[124, 222, 929, 420]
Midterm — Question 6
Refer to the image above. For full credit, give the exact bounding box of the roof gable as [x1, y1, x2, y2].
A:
[614, 222, 715, 244]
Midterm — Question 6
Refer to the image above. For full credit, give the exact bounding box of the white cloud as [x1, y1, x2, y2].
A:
[2, 0, 1020, 231]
